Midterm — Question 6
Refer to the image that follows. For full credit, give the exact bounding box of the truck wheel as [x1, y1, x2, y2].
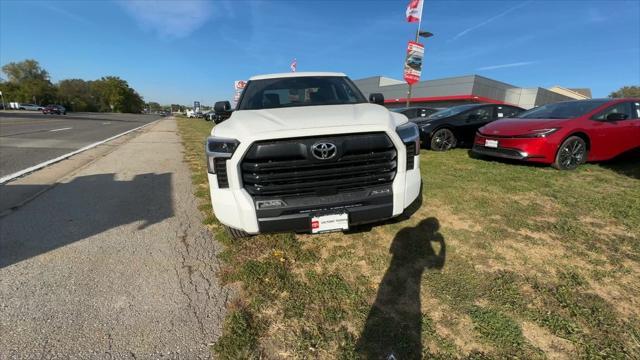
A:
[430, 128, 457, 151]
[553, 136, 587, 170]
[225, 225, 250, 240]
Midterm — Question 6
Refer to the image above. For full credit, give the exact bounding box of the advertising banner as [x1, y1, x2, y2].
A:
[403, 41, 424, 85]
[233, 80, 247, 105]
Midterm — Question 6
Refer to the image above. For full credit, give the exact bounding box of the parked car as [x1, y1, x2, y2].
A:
[472, 98, 640, 170]
[42, 105, 66, 115]
[207, 72, 421, 239]
[203, 110, 216, 121]
[416, 103, 525, 150]
[392, 106, 441, 120]
[19, 103, 44, 111]
[406, 54, 422, 71]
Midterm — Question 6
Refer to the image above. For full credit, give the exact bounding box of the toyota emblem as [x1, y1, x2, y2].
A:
[311, 142, 337, 160]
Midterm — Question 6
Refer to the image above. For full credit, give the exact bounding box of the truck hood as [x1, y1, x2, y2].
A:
[212, 103, 406, 140]
[479, 118, 569, 137]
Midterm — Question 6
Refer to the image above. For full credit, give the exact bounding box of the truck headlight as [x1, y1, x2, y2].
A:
[396, 122, 420, 155]
[205, 136, 239, 174]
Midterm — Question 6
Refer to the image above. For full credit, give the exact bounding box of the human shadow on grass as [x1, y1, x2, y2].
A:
[356, 217, 446, 359]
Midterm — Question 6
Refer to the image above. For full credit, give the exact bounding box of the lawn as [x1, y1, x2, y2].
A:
[177, 117, 640, 359]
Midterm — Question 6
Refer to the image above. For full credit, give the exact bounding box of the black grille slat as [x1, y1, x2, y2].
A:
[246, 173, 396, 197]
[243, 160, 397, 183]
[215, 158, 229, 188]
[241, 150, 396, 172]
[406, 143, 416, 170]
[242, 133, 397, 197]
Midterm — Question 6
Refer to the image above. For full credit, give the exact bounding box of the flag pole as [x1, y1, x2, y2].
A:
[406, 1, 424, 107]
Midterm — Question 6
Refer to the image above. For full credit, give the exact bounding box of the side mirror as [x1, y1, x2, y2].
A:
[214, 101, 231, 113]
[369, 93, 384, 105]
[606, 113, 628, 121]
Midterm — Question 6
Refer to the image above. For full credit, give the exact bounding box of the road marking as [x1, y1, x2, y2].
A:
[102, 122, 112, 125]
[49, 127, 72, 132]
[0, 119, 161, 184]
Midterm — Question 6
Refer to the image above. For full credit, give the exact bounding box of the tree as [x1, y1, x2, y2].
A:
[147, 102, 162, 112]
[1, 59, 57, 104]
[91, 76, 144, 113]
[609, 86, 640, 98]
[1, 59, 145, 113]
[57, 79, 98, 112]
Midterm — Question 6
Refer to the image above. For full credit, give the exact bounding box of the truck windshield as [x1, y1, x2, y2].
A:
[516, 99, 609, 119]
[237, 76, 367, 110]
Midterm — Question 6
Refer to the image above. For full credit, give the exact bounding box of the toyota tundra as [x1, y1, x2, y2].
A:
[206, 72, 422, 238]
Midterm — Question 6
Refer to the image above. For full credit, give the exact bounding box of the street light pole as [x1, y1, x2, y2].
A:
[406, 29, 434, 107]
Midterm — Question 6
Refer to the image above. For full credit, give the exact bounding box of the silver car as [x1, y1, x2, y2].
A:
[19, 103, 44, 111]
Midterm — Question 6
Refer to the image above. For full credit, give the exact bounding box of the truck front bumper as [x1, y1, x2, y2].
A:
[208, 157, 421, 234]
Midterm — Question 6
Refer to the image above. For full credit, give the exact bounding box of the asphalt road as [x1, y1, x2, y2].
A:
[0, 119, 230, 357]
[0, 111, 162, 178]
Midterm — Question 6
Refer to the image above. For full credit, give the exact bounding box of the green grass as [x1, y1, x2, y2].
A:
[176, 117, 640, 359]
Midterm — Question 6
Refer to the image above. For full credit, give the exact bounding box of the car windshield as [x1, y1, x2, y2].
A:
[237, 76, 367, 110]
[426, 104, 479, 119]
[516, 100, 610, 119]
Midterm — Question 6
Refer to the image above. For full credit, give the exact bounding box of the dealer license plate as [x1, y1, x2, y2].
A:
[311, 213, 349, 234]
[485, 139, 498, 148]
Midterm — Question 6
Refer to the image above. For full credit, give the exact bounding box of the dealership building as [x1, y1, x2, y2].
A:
[353, 75, 592, 109]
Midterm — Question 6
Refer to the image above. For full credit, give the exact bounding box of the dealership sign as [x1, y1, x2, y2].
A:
[403, 41, 424, 85]
[233, 80, 247, 104]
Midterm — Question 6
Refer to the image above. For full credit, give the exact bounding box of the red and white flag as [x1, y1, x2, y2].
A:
[290, 58, 297, 72]
[406, 0, 423, 23]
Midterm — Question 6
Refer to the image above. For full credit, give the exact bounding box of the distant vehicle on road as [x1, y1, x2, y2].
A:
[42, 105, 66, 115]
[418, 103, 525, 151]
[19, 103, 44, 111]
[392, 106, 441, 120]
[473, 98, 640, 170]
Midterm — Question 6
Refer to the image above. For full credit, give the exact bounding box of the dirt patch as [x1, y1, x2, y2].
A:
[579, 216, 634, 240]
[521, 321, 575, 359]
[587, 278, 640, 320]
[422, 294, 487, 355]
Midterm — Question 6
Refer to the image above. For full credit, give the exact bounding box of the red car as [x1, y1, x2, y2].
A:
[473, 99, 640, 170]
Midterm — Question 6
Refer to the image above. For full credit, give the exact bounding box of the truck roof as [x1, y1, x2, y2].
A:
[249, 72, 347, 81]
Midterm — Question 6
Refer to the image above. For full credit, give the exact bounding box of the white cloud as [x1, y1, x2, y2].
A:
[477, 61, 536, 71]
[451, 1, 531, 41]
[40, 2, 92, 25]
[119, 0, 214, 39]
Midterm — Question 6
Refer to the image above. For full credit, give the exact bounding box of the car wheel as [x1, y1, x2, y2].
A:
[430, 128, 457, 151]
[224, 225, 250, 240]
[553, 136, 587, 170]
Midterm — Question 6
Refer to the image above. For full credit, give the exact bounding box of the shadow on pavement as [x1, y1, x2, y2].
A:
[356, 217, 446, 359]
[0, 173, 173, 268]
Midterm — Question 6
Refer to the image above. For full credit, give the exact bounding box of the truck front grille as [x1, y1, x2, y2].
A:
[241, 133, 397, 197]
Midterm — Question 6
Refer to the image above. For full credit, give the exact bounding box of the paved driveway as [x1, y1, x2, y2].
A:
[0, 119, 229, 358]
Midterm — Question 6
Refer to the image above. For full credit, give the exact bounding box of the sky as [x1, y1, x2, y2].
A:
[1, 0, 639, 105]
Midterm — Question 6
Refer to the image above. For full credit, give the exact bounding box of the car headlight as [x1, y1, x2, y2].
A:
[520, 128, 560, 138]
[397, 122, 420, 150]
[205, 136, 239, 173]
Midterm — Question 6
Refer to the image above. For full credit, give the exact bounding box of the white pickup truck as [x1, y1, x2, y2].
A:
[206, 72, 422, 238]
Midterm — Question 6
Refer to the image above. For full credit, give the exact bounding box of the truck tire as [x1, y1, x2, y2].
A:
[225, 225, 250, 240]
